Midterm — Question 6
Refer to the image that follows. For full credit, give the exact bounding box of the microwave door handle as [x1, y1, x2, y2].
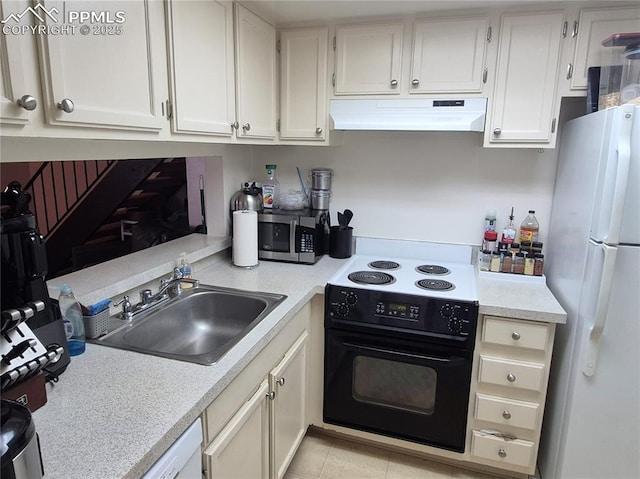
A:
[343, 342, 465, 367]
[290, 219, 298, 254]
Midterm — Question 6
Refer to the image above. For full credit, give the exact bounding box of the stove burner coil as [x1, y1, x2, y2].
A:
[348, 271, 396, 285]
[416, 265, 450, 275]
[415, 279, 455, 291]
[368, 260, 401, 270]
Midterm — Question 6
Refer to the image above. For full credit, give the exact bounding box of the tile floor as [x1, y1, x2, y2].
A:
[284, 429, 502, 479]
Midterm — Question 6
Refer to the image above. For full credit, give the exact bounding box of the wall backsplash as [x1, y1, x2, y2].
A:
[252, 131, 559, 247]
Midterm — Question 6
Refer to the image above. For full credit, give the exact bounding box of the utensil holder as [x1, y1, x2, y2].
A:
[330, 226, 353, 258]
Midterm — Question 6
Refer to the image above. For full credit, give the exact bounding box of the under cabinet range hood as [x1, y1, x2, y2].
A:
[329, 98, 487, 132]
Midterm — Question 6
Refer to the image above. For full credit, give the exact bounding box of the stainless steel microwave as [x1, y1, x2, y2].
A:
[257, 209, 329, 264]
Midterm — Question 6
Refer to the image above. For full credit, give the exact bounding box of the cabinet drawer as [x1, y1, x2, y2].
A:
[471, 430, 535, 468]
[483, 317, 549, 351]
[478, 355, 545, 391]
[475, 393, 540, 430]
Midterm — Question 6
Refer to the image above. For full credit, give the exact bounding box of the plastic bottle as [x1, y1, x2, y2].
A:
[262, 164, 280, 209]
[501, 207, 516, 244]
[484, 210, 497, 232]
[59, 284, 86, 356]
[519, 210, 540, 243]
[176, 252, 192, 279]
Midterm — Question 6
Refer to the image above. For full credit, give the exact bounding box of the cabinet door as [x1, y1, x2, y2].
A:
[487, 12, 563, 145]
[0, 0, 40, 126]
[335, 23, 403, 95]
[279, 28, 328, 141]
[36, 0, 167, 132]
[410, 16, 488, 93]
[166, 0, 235, 136]
[204, 380, 270, 479]
[235, 3, 277, 139]
[270, 332, 308, 479]
[571, 7, 640, 90]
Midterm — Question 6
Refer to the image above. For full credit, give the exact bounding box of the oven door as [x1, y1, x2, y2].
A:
[323, 327, 473, 452]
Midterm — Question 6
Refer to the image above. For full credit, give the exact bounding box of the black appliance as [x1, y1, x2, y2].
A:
[1, 399, 44, 479]
[1, 182, 70, 381]
[323, 253, 479, 453]
[258, 208, 329, 264]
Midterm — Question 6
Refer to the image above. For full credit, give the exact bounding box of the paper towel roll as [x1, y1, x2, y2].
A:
[232, 210, 258, 267]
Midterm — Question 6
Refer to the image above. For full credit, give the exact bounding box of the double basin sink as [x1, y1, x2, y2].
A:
[91, 284, 286, 365]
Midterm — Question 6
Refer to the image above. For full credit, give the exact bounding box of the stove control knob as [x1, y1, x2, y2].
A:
[337, 303, 349, 316]
[448, 317, 463, 333]
[345, 292, 358, 305]
[440, 304, 455, 318]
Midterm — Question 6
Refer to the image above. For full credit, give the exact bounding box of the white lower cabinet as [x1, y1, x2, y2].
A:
[204, 380, 270, 478]
[470, 315, 556, 475]
[202, 303, 311, 479]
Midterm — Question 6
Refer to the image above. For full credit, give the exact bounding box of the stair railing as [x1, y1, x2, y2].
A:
[23, 160, 115, 238]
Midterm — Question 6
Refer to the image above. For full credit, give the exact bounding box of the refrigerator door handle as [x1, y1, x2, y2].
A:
[583, 244, 618, 377]
[604, 105, 634, 245]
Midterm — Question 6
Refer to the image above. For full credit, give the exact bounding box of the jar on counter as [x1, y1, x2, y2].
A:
[479, 250, 492, 271]
[534, 253, 545, 276]
[490, 251, 501, 272]
[524, 255, 535, 275]
[513, 252, 526, 274]
[501, 251, 513, 273]
[483, 230, 498, 253]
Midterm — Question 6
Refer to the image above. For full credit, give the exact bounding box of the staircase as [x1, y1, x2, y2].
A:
[23, 158, 189, 278]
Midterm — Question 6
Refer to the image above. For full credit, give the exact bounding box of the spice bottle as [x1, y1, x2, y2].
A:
[490, 251, 501, 272]
[534, 253, 545, 276]
[519, 210, 540, 243]
[513, 252, 526, 274]
[479, 250, 492, 271]
[524, 255, 535, 275]
[532, 241, 544, 255]
[502, 251, 513, 273]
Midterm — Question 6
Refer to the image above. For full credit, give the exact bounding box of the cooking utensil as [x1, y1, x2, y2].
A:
[337, 212, 346, 229]
[343, 209, 353, 227]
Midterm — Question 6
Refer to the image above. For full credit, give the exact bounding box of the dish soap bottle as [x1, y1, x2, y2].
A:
[262, 164, 279, 209]
[59, 284, 85, 356]
[176, 252, 192, 279]
[519, 210, 540, 243]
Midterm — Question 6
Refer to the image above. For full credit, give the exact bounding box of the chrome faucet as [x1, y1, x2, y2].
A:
[115, 269, 199, 320]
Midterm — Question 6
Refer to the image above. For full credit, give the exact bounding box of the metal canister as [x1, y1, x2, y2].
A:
[310, 168, 333, 190]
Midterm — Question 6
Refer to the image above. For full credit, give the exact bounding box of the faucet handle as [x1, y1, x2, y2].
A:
[139, 289, 153, 305]
[172, 267, 183, 280]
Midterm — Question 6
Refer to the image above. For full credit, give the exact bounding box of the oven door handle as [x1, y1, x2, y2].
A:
[343, 342, 466, 367]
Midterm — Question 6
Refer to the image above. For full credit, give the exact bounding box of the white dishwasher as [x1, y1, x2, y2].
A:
[143, 418, 203, 479]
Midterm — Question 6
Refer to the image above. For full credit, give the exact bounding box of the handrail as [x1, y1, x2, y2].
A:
[22, 160, 116, 238]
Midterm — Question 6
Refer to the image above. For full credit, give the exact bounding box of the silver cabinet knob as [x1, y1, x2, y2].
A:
[315, 127, 323, 135]
[242, 123, 251, 132]
[411, 79, 420, 87]
[498, 448, 507, 458]
[276, 377, 285, 387]
[511, 331, 521, 340]
[502, 410, 512, 420]
[17, 95, 37, 111]
[266, 391, 275, 400]
[57, 98, 75, 113]
[493, 128, 502, 136]
[507, 373, 516, 383]
[390, 79, 398, 88]
[231, 121, 239, 130]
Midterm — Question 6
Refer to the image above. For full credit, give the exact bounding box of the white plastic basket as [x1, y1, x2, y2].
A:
[83, 309, 110, 339]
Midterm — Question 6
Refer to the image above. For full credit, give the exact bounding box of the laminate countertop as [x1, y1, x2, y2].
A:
[32, 237, 565, 479]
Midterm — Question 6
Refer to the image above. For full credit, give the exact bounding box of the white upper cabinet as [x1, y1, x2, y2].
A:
[569, 6, 640, 91]
[36, 0, 167, 132]
[234, 3, 277, 139]
[334, 23, 404, 95]
[410, 16, 489, 94]
[0, 1, 41, 126]
[279, 28, 328, 141]
[165, 0, 235, 137]
[485, 11, 564, 147]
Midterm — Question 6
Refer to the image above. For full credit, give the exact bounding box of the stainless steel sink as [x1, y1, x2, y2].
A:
[92, 285, 286, 365]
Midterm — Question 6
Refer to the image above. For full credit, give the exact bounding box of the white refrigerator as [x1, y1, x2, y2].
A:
[539, 104, 640, 479]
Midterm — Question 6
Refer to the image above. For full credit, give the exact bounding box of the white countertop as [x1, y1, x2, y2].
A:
[31, 236, 565, 479]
